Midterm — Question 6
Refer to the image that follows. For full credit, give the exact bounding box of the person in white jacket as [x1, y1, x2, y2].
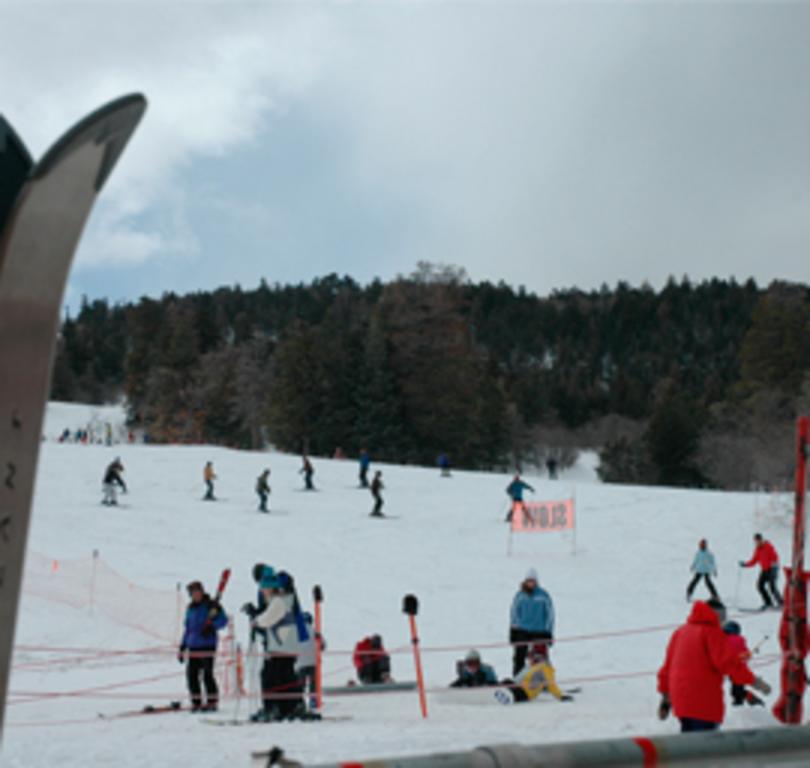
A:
[251, 570, 309, 721]
[687, 539, 719, 602]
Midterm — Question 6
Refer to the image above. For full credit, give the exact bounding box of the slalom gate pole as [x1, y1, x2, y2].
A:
[313, 585, 324, 712]
[89, 549, 99, 614]
[403, 594, 428, 719]
[774, 415, 809, 724]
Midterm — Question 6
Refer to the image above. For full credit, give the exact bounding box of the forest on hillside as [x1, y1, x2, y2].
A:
[51, 264, 810, 490]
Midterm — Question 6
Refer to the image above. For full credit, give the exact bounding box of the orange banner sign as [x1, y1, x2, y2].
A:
[511, 499, 575, 533]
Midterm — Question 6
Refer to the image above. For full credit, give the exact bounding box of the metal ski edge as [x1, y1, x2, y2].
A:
[34, 93, 146, 192]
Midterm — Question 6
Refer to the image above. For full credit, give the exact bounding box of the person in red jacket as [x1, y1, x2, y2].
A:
[353, 634, 392, 684]
[723, 621, 765, 707]
[739, 533, 783, 609]
[657, 598, 771, 732]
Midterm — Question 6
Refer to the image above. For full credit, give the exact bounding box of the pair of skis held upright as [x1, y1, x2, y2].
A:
[0, 94, 147, 738]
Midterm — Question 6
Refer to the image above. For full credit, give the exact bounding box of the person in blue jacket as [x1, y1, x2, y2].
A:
[359, 449, 371, 488]
[450, 649, 498, 687]
[505, 473, 535, 522]
[509, 567, 554, 676]
[178, 580, 228, 712]
[686, 538, 719, 601]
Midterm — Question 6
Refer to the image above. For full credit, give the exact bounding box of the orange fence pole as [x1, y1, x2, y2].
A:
[403, 594, 428, 719]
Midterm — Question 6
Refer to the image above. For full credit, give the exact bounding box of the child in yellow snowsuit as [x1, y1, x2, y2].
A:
[494, 646, 571, 704]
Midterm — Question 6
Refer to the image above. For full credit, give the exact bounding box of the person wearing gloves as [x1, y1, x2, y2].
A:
[687, 539, 719, 601]
[250, 569, 311, 721]
[657, 598, 771, 732]
[739, 533, 783, 609]
[178, 580, 228, 712]
[509, 567, 555, 676]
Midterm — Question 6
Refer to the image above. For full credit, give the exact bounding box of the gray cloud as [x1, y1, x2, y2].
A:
[3, 2, 810, 304]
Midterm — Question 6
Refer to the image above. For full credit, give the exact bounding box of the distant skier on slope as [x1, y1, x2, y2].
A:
[203, 461, 217, 501]
[178, 580, 228, 713]
[101, 457, 126, 506]
[450, 649, 498, 688]
[687, 539, 719, 602]
[509, 567, 554, 676]
[656, 598, 770, 732]
[438, 452, 451, 477]
[300, 455, 315, 491]
[358, 448, 370, 488]
[370, 470, 384, 517]
[505, 473, 534, 523]
[739, 533, 783, 609]
[256, 469, 271, 513]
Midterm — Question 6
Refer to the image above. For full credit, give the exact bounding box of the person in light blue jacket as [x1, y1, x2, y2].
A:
[509, 568, 554, 675]
[686, 538, 719, 601]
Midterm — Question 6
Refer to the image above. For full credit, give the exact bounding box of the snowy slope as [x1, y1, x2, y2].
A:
[1, 406, 794, 767]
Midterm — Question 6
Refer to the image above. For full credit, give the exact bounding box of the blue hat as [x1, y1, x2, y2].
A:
[259, 569, 278, 590]
[723, 621, 741, 636]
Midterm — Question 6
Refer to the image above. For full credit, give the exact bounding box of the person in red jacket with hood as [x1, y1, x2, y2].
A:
[657, 598, 771, 732]
[739, 533, 783, 609]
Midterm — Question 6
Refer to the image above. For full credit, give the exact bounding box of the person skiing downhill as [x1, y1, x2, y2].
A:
[358, 449, 370, 488]
[178, 580, 228, 712]
[657, 598, 770, 732]
[438, 452, 451, 477]
[687, 539, 719, 601]
[101, 457, 126, 506]
[256, 469, 271, 513]
[300, 456, 315, 491]
[739, 533, 783, 609]
[203, 461, 216, 501]
[509, 568, 554, 676]
[505, 473, 534, 523]
[370, 471, 384, 517]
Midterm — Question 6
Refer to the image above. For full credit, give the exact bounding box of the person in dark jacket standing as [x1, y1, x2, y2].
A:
[739, 533, 783, 609]
[370, 471, 384, 517]
[359, 449, 370, 488]
[256, 469, 271, 513]
[178, 580, 228, 712]
[657, 598, 770, 732]
[102, 458, 126, 506]
[203, 461, 216, 501]
[509, 568, 554, 675]
[300, 456, 315, 490]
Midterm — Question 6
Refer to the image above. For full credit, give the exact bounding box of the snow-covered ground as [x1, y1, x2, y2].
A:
[1, 403, 795, 767]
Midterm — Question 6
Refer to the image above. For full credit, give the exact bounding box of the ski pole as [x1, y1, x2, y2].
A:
[313, 585, 324, 712]
[752, 634, 770, 655]
[403, 594, 428, 719]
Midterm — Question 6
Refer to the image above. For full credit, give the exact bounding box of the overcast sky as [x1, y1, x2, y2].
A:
[3, 1, 810, 309]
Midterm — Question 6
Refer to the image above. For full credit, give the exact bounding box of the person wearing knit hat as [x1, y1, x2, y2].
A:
[509, 568, 554, 676]
[450, 649, 498, 688]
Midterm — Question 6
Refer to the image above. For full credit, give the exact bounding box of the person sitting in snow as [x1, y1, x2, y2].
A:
[494, 643, 570, 704]
[450, 649, 498, 687]
[353, 634, 392, 684]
